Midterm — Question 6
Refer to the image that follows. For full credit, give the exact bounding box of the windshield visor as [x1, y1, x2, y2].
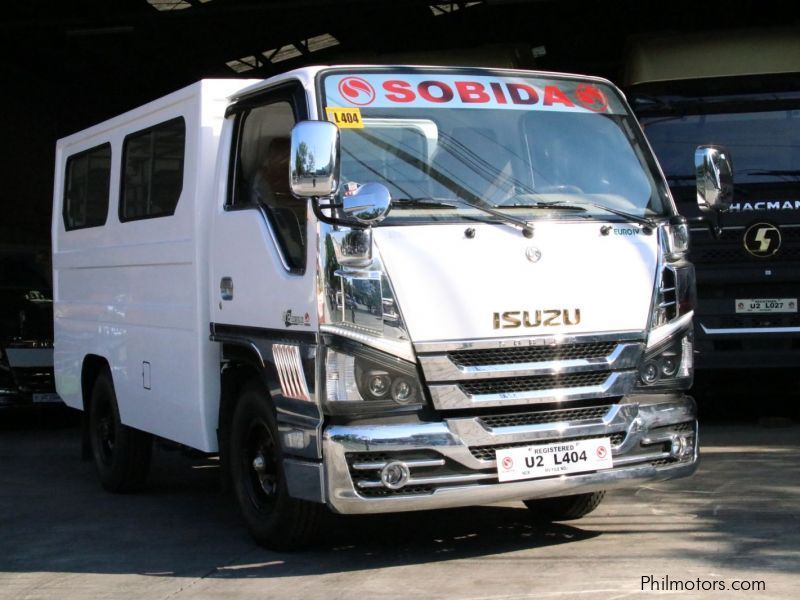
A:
[321, 70, 668, 223]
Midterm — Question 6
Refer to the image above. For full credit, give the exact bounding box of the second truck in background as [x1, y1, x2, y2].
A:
[627, 28, 800, 371]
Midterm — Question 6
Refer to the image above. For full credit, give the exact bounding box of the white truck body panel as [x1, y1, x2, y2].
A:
[52, 80, 256, 450]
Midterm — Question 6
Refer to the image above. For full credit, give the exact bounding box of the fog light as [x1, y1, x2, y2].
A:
[681, 435, 695, 457]
[669, 435, 693, 458]
[380, 461, 410, 489]
[640, 361, 660, 384]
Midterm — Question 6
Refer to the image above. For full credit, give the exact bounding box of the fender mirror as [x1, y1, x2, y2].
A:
[341, 182, 392, 225]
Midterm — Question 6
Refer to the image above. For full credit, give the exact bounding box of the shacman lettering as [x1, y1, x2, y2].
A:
[730, 200, 800, 211]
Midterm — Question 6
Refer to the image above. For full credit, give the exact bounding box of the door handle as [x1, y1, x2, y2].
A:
[220, 277, 234, 301]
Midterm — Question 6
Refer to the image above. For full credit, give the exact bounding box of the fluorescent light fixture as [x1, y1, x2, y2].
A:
[225, 33, 340, 73]
[147, 0, 192, 11]
[429, 2, 482, 17]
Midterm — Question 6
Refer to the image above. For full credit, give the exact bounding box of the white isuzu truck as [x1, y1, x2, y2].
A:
[52, 65, 699, 549]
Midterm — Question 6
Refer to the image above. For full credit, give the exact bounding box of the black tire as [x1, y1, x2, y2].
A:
[230, 380, 323, 550]
[89, 371, 152, 493]
[524, 491, 606, 521]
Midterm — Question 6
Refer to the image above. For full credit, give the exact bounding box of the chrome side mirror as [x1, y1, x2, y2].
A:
[341, 182, 392, 225]
[695, 145, 733, 213]
[290, 121, 340, 198]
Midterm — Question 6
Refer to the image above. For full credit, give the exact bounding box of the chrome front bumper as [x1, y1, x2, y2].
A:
[322, 393, 698, 514]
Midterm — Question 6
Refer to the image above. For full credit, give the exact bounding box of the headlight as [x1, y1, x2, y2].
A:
[643, 217, 696, 390]
[323, 339, 426, 415]
[638, 328, 693, 389]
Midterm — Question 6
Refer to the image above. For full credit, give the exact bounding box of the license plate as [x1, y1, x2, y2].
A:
[496, 438, 613, 483]
[735, 298, 797, 314]
[32, 393, 61, 404]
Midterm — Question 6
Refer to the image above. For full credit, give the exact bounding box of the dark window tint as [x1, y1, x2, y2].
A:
[63, 143, 111, 230]
[642, 110, 800, 185]
[121, 118, 185, 221]
[235, 101, 306, 270]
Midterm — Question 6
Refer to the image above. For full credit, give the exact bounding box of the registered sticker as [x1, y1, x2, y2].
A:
[496, 437, 613, 483]
[735, 298, 797, 314]
[325, 106, 363, 128]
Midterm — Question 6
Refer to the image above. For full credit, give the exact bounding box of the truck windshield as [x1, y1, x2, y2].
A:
[641, 108, 800, 187]
[320, 70, 669, 225]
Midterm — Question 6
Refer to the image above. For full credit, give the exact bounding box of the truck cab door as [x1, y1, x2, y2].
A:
[210, 81, 317, 334]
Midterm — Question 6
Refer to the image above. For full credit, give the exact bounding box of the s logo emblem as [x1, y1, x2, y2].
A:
[744, 222, 781, 257]
[574, 84, 609, 112]
[338, 77, 376, 106]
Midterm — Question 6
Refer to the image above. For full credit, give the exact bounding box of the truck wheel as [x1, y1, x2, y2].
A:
[89, 371, 152, 492]
[524, 491, 606, 521]
[230, 380, 322, 550]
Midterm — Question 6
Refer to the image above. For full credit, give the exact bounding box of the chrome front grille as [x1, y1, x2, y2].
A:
[416, 334, 645, 411]
[478, 404, 613, 429]
[449, 342, 617, 366]
[460, 371, 608, 396]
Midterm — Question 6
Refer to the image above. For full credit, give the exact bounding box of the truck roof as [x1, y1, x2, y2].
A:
[57, 79, 258, 147]
[231, 63, 618, 101]
[59, 64, 621, 147]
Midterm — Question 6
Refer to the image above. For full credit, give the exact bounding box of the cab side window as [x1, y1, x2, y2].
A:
[120, 117, 186, 222]
[233, 99, 306, 272]
[63, 143, 111, 231]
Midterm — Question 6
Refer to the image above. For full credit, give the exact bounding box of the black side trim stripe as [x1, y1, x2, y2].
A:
[210, 322, 318, 345]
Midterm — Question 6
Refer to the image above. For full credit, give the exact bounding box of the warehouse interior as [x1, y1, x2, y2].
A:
[2, 1, 799, 418]
[1, 0, 795, 248]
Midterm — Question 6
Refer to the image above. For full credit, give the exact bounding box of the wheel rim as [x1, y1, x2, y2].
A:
[94, 395, 115, 465]
[242, 418, 279, 512]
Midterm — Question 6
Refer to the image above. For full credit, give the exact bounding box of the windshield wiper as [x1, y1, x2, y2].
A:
[632, 94, 675, 111]
[524, 199, 657, 229]
[742, 169, 800, 179]
[392, 197, 459, 208]
[506, 202, 587, 211]
[394, 197, 534, 237]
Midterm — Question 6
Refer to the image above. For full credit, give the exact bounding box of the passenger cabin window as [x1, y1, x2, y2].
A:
[234, 101, 305, 271]
[63, 143, 111, 231]
[120, 118, 186, 221]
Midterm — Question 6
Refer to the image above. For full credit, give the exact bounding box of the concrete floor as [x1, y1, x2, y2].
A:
[0, 410, 798, 599]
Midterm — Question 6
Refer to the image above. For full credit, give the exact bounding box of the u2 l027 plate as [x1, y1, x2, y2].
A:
[496, 438, 613, 483]
[735, 298, 797, 314]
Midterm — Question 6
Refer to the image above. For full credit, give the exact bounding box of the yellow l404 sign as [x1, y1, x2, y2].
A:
[325, 106, 363, 128]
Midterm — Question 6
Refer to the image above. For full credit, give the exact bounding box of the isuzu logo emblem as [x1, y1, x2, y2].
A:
[525, 246, 541, 262]
[744, 222, 781, 258]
